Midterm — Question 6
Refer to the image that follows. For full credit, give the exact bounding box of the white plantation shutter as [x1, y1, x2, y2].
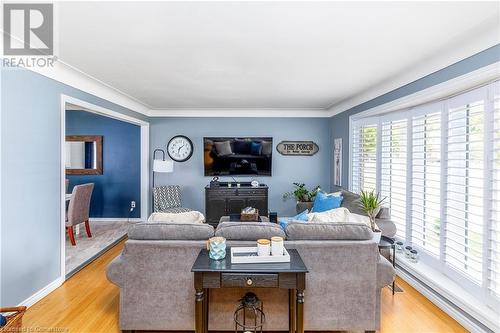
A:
[381, 118, 408, 238]
[489, 82, 500, 298]
[349, 80, 500, 307]
[411, 108, 441, 256]
[351, 122, 378, 193]
[444, 88, 486, 283]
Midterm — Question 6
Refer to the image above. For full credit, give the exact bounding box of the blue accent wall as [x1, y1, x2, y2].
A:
[330, 44, 500, 189]
[0, 67, 147, 307]
[150, 117, 331, 216]
[66, 110, 141, 218]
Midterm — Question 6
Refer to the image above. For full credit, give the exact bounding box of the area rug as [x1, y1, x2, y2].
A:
[65, 220, 137, 276]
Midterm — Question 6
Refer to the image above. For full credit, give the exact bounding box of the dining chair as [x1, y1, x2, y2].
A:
[66, 183, 94, 246]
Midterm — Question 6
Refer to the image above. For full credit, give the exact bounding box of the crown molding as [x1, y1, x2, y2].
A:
[148, 108, 329, 118]
[327, 18, 500, 117]
[27, 60, 151, 116]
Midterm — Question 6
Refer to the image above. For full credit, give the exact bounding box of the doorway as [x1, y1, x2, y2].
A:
[60, 95, 149, 278]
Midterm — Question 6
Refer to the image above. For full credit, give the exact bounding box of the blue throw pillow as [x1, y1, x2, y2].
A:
[278, 209, 309, 230]
[250, 142, 262, 155]
[312, 192, 343, 213]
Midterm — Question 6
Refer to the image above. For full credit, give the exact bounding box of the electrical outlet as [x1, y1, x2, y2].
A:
[130, 201, 136, 209]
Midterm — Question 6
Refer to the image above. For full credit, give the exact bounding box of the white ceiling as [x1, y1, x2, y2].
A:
[56, 1, 500, 114]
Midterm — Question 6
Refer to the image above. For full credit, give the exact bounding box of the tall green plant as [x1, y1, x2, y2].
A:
[283, 183, 321, 202]
[358, 190, 386, 231]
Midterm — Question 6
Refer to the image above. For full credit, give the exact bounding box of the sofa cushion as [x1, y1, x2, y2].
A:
[215, 222, 285, 240]
[340, 190, 366, 215]
[128, 222, 214, 240]
[285, 221, 373, 240]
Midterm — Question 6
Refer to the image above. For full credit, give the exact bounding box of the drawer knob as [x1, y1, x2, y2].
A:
[246, 278, 253, 286]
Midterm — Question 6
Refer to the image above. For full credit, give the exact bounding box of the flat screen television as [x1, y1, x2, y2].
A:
[204, 137, 273, 176]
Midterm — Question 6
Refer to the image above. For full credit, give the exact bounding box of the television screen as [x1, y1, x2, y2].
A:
[204, 137, 273, 176]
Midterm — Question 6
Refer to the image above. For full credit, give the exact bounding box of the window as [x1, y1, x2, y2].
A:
[381, 118, 408, 238]
[490, 81, 500, 300]
[411, 109, 441, 256]
[351, 122, 377, 193]
[349, 80, 500, 307]
[445, 89, 486, 283]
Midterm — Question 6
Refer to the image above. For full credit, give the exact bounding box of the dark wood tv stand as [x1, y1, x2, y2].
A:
[205, 182, 269, 226]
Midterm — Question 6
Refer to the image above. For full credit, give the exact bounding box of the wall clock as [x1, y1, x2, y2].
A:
[167, 135, 193, 162]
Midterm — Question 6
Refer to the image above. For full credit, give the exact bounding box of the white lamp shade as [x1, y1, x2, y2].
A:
[153, 159, 174, 173]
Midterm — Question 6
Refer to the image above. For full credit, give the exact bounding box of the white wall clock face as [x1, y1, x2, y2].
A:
[167, 135, 193, 162]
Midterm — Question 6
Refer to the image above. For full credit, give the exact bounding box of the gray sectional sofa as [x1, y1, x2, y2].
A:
[107, 217, 395, 332]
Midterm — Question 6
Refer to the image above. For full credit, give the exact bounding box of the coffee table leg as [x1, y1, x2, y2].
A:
[195, 288, 204, 333]
[289, 289, 296, 333]
[296, 289, 304, 333]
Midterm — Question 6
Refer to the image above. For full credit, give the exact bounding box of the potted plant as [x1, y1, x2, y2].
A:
[359, 190, 386, 242]
[283, 183, 321, 213]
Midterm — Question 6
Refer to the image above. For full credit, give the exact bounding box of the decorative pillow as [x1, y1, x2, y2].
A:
[307, 207, 350, 223]
[261, 141, 273, 155]
[344, 212, 371, 226]
[278, 209, 309, 230]
[250, 142, 262, 155]
[215, 222, 285, 240]
[285, 221, 373, 240]
[312, 192, 343, 212]
[148, 211, 205, 224]
[233, 140, 252, 154]
[214, 141, 233, 156]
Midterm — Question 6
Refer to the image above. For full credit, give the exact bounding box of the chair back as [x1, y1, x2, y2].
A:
[65, 179, 69, 194]
[67, 183, 94, 226]
[153, 185, 182, 212]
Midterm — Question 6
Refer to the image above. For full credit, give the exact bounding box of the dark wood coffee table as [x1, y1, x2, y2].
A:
[191, 248, 308, 333]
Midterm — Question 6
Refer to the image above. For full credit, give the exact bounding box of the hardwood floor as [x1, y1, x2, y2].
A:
[23, 240, 467, 333]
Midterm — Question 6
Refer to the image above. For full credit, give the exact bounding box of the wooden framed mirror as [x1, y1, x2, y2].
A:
[65, 135, 103, 175]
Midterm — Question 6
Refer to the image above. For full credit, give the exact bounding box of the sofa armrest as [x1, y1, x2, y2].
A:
[377, 254, 395, 288]
[375, 218, 397, 238]
[106, 254, 125, 287]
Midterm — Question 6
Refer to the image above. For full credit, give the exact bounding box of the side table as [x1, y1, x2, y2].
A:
[379, 235, 396, 295]
[191, 248, 308, 333]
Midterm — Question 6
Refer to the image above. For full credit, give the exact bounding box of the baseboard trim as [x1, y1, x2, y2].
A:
[18, 277, 64, 308]
[89, 218, 143, 222]
[396, 266, 494, 333]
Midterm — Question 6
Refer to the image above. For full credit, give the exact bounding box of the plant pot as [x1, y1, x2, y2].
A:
[296, 201, 313, 214]
[372, 230, 382, 243]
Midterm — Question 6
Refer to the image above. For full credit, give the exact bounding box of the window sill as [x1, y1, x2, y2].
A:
[395, 252, 499, 333]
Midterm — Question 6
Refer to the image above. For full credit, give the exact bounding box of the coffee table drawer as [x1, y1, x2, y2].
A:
[221, 273, 278, 288]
